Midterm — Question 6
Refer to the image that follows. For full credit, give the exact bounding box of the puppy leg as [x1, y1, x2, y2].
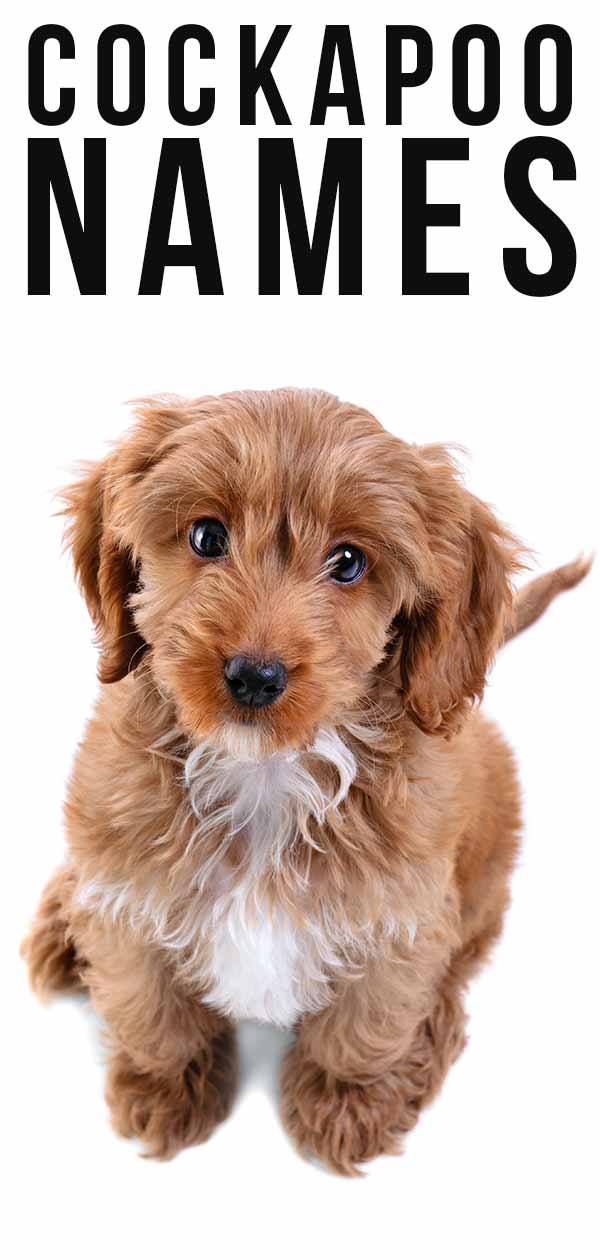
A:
[106, 1029, 236, 1160]
[281, 947, 464, 1175]
[21, 865, 86, 997]
[83, 928, 237, 1159]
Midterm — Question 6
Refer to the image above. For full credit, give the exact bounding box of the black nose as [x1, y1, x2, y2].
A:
[224, 655, 288, 708]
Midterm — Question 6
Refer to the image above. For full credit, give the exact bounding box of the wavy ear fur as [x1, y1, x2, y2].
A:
[387, 453, 523, 737]
[61, 398, 190, 684]
[61, 458, 147, 684]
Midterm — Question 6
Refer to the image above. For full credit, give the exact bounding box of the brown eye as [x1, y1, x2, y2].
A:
[326, 544, 366, 584]
[189, 519, 229, 559]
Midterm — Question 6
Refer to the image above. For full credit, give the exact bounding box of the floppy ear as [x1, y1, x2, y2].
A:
[386, 460, 522, 737]
[60, 396, 194, 683]
[61, 457, 147, 684]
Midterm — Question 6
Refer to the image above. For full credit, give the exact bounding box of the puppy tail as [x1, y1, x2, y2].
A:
[504, 554, 593, 644]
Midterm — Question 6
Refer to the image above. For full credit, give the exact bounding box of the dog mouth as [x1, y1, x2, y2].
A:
[215, 719, 281, 762]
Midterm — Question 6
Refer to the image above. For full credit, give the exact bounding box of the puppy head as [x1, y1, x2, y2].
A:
[63, 389, 521, 752]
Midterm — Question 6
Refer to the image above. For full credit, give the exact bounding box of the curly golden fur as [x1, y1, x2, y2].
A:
[21, 388, 590, 1174]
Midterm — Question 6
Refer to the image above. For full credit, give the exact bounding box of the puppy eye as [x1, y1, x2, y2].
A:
[326, 544, 366, 585]
[189, 519, 229, 559]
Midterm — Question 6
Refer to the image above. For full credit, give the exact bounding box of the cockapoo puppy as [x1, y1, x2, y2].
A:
[22, 388, 590, 1174]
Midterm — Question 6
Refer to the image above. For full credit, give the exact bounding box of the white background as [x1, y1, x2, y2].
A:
[2, 2, 599, 1258]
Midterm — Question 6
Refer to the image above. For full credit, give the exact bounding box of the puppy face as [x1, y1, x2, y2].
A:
[64, 389, 521, 753]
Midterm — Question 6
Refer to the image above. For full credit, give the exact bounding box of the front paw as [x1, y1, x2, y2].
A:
[280, 1045, 404, 1176]
[106, 1031, 237, 1159]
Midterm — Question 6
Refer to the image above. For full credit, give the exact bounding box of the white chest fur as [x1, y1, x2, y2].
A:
[77, 728, 404, 1029]
[185, 729, 359, 1027]
[201, 880, 331, 1026]
[77, 865, 334, 1028]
